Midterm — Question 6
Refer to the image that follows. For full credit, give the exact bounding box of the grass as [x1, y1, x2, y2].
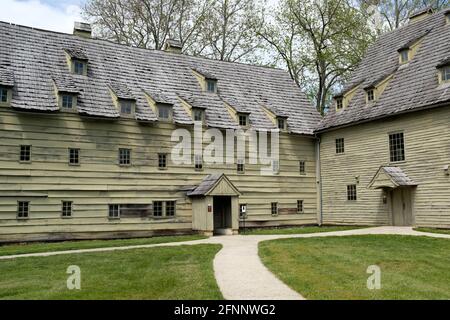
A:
[0, 244, 222, 300]
[259, 235, 450, 300]
[414, 227, 450, 235]
[241, 225, 365, 235]
[0, 235, 205, 257]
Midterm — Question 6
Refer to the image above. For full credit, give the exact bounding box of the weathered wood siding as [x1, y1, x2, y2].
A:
[0, 108, 317, 241]
[319, 105, 450, 228]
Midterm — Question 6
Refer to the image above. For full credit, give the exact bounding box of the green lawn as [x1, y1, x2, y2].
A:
[0, 244, 222, 300]
[414, 227, 450, 235]
[259, 235, 450, 300]
[0, 235, 205, 257]
[241, 225, 364, 235]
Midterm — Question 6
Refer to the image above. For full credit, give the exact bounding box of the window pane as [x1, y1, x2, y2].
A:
[119, 148, 131, 165]
[62, 201, 73, 217]
[195, 155, 203, 170]
[159, 106, 170, 119]
[271, 202, 278, 215]
[347, 185, 357, 201]
[389, 133, 405, 162]
[278, 119, 285, 130]
[69, 148, 79, 165]
[166, 201, 176, 217]
[194, 109, 203, 121]
[207, 81, 216, 93]
[299, 161, 306, 174]
[121, 101, 133, 114]
[153, 201, 163, 217]
[297, 200, 304, 213]
[74, 61, 85, 75]
[336, 98, 343, 110]
[336, 138, 344, 154]
[109, 204, 120, 218]
[20, 145, 31, 162]
[18, 201, 30, 218]
[158, 154, 167, 168]
[239, 115, 247, 126]
[443, 67, 450, 81]
[62, 95, 73, 108]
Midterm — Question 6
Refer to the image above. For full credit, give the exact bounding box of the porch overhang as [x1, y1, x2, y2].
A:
[368, 166, 417, 190]
[187, 174, 241, 197]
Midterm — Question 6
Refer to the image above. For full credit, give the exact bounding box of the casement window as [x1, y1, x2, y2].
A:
[17, 201, 30, 219]
[0, 87, 9, 103]
[237, 159, 245, 174]
[69, 148, 80, 165]
[299, 160, 306, 175]
[297, 200, 304, 214]
[367, 89, 375, 102]
[62, 201, 73, 218]
[193, 109, 204, 122]
[277, 118, 286, 130]
[335, 138, 345, 154]
[400, 50, 409, 63]
[120, 100, 133, 115]
[158, 153, 167, 169]
[206, 80, 217, 93]
[165, 201, 176, 217]
[158, 105, 171, 120]
[20, 145, 31, 162]
[108, 204, 120, 219]
[389, 132, 405, 162]
[239, 204, 247, 218]
[271, 202, 278, 216]
[61, 95, 74, 109]
[194, 155, 203, 171]
[336, 98, 343, 110]
[153, 201, 163, 217]
[347, 185, 357, 201]
[119, 148, 131, 166]
[238, 114, 248, 127]
[73, 60, 86, 75]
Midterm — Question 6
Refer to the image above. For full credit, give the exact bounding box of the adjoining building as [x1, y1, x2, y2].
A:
[316, 8, 450, 228]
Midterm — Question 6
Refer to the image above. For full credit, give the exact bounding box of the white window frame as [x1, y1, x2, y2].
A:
[17, 201, 30, 219]
[62, 201, 73, 218]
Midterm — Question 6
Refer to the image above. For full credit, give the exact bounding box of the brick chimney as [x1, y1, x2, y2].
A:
[73, 22, 92, 39]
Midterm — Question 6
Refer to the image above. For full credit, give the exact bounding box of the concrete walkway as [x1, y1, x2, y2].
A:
[1, 226, 449, 300]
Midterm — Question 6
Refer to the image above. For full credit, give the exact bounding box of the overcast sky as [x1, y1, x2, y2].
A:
[0, 0, 85, 33]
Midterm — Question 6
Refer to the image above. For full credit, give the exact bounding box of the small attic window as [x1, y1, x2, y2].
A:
[73, 60, 87, 75]
[120, 100, 135, 116]
[238, 114, 249, 127]
[441, 66, 450, 82]
[0, 86, 9, 103]
[206, 80, 217, 93]
[399, 50, 409, 64]
[277, 118, 287, 131]
[158, 105, 172, 121]
[193, 108, 204, 122]
[60, 94, 77, 110]
[366, 89, 375, 102]
[336, 97, 343, 110]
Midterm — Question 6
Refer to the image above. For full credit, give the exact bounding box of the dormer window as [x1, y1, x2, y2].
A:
[366, 89, 375, 102]
[158, 105, 172, 121]
[206, 80, 217, 93]
[336, 97, 343, 110]
[59, 93, 77, 111]
[441, 66, 450, 82]
[399, 49, 409, 64]
[238, 114, 249, 127]
[120, 100, 134, 115]
[193, 108, 204, 122]
[0, 86, 8, 103]
[277, 118, 287, 130]
[73, 60, 87, 75]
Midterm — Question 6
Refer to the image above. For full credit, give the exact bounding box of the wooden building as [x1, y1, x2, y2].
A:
[316, 8, 450, 228]
[0, 21, 321, 242]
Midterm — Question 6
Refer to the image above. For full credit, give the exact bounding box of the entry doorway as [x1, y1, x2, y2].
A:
[213, 196, 232, 234]
[390, 187, 413, 226]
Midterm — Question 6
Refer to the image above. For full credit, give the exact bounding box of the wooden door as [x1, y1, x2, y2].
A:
[391, 188, 413, 226]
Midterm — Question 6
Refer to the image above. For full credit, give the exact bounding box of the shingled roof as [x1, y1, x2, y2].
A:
[0, 21, 320, 135]
[317, 9, 450, 133]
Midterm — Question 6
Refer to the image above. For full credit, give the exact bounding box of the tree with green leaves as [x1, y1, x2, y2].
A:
[259, 0, 376, 114]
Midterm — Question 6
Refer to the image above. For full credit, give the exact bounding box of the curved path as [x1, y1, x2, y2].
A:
[1, 227, 449, 300]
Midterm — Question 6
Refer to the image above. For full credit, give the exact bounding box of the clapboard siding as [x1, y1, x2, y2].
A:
[0, 108, 318, 240]
[319, 105, 450, 228]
